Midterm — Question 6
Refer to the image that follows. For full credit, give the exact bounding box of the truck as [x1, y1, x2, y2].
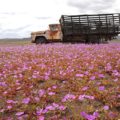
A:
[31, 13, 120, 44]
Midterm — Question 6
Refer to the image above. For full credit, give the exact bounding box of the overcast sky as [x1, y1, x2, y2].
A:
[0, 0, 120, 38]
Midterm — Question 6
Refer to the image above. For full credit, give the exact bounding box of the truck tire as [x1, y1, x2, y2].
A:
[35, 37, 46, 44]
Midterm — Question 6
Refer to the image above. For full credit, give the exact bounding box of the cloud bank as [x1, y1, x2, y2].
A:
[68, 0, 117, 13]
[0, 0, 119, 38]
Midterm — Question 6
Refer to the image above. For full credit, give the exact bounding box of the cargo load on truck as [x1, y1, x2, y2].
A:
[60, 13, 120, 43]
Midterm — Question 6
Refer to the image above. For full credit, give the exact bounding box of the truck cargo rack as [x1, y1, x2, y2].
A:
[60, 13, 120, 43]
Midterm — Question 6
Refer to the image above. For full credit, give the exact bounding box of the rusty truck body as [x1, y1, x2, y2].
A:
[31, 13, 120, 44]
[31, 24, 62, 44]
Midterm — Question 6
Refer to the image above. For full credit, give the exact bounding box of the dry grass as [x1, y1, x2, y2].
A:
[0, 39, 32, 46]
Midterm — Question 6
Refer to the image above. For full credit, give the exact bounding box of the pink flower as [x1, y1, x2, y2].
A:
[7, 105, 12, 109]
[16, 112, 24, 116]
[81, 111, 99, 120]
[52, 103, 59, 108]
[18, 115, 28, 120]
[76, 74, 84, 77]
[35, 97, 40, 102]
[0, 82, 7, 87]
[38, 89, 45, 97]
[3, 91, 7, 95]
[112, 70, 119, 76]
[106, 63, 112, 71]
[44, 75, 49, 80]
[7, 100, 17, 104]
[62, 94, 76, 102]
[52, 85, 57, 89]
[78, 95, 85, 101]
[7, 100, 13, 104]
[118, 94, 120, 98]
[58, 105, 66, 110]
[38, 116, 44, 120]
[114, 78, 118, 82]
[32, 75, 37, 79]
[47, 87, 51, 91]
[82, 86, 88, 91]
[22, 98, 30, 104]
[36, 108, 44, 115]
[0, 109, 5, 113]
[45, 105, 55, 111]
[99, 86, 105, 91]
[78, 95, 94, 101]
[85, 95, 94, 100]
[103, 105, 109, 110]
[90, 76, 95, 80]
[42, 109, 48, 113]
[84, 71, 89, 75]
[98, 74, 105, 78]
[48, 92, 55, 96]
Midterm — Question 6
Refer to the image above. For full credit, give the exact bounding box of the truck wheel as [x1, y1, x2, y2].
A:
[35, 37, 46, 44]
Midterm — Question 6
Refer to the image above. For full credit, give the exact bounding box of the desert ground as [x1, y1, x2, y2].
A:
[0, 39, 120, 120]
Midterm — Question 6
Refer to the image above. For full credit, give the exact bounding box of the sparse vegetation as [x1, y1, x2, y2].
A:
[0, 39, 31, 45]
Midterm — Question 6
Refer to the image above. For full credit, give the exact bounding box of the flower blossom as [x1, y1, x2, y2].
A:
[81, 111, 99, 120]
[99, 86, 105, 91]
[62, 94, 76, 102]
[16, 112, 24, 116]
[103, 105, 109, 110]
[22, 97, 30, 104]
[78, 95, 94, 101]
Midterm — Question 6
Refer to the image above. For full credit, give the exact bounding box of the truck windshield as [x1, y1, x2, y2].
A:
[49, 25, 58, 31]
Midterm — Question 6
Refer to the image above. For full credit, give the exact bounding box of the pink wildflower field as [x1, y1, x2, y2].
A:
[0, 43, 120, 120]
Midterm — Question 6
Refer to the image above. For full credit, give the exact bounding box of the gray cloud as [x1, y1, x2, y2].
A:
[0, 0, 119, 38]
[0, 25, 32, 38]
[68, 0, 116, 13]
[13, 25, 32, 31]
[0, 30, 23, 38]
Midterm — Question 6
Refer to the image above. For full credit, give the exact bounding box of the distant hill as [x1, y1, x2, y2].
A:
[0, 38, 31, 45]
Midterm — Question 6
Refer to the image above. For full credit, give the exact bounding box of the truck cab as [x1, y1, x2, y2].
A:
[31, 24, 62, 44]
